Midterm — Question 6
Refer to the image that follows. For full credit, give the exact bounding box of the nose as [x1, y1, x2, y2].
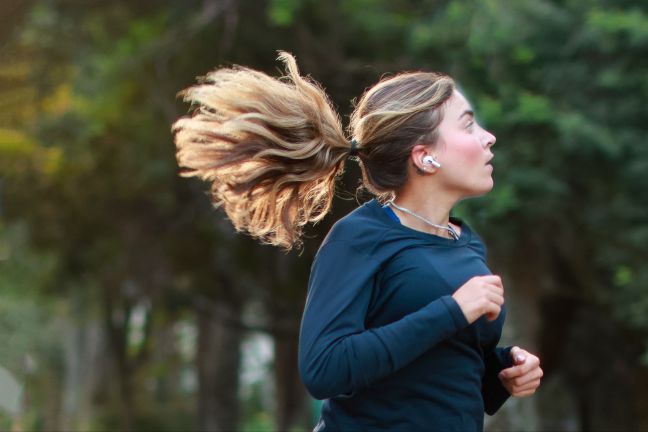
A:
[482, 129, 496, 148]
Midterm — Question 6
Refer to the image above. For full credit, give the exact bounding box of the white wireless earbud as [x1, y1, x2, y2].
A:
[423, 155, 441, 168]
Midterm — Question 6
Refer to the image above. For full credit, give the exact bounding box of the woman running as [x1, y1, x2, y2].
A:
[172, 52, 543, 431]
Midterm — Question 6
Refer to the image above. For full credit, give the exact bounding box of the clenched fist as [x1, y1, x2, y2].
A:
[498, 346, 543, 397]
[452, 275, 505, 324]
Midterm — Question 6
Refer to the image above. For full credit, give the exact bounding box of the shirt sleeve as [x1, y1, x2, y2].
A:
[482, 346, 513, 415]
[298, 240, 470, 400]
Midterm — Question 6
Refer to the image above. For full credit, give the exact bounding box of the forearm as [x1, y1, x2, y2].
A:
[482, 346, 513, 415]
[299, 295, 468, 399]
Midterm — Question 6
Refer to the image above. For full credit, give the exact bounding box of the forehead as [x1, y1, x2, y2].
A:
[443, 90, 473, 117]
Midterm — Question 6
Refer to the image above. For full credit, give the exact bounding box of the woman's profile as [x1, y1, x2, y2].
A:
[172, 52, 543, 431]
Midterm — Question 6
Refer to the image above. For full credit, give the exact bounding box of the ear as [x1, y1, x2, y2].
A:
[410, 144, 438, 174]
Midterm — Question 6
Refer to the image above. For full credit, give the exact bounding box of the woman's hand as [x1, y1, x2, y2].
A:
[452, 275, 504, 324]
[498, 346, 543, 397]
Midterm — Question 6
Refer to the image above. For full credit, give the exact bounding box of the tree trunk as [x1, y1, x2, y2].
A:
[266, 250, 310, 432]
[103, 288, 134, 431]
[61, 316, 104, 431]
[485, 235, 544, 431]
[197, 300, 243, 431]
[273, 329, 309, 432]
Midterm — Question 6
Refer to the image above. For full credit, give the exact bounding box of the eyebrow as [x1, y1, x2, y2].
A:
[459, 109, 474, 120]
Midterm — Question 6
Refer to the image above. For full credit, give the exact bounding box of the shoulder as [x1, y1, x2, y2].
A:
[317, 199, 427, 264]
[319, 200, 388, 253]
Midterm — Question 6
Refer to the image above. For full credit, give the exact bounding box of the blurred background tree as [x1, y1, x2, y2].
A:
[0, 0, 647, 431]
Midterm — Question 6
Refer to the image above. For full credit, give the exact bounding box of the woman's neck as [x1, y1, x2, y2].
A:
[391, 184, 459, 236]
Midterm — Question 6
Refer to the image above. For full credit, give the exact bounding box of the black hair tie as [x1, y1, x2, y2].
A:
[348, 139, 359, 157]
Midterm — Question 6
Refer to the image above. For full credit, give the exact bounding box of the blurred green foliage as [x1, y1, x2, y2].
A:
[0, 0, 647, 430]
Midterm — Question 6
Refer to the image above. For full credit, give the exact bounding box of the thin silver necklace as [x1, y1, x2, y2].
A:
[387, 199, 459, 240]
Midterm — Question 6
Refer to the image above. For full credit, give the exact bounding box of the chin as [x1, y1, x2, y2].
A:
[462, 180, 494, 198]
[483, 179, 495, 193]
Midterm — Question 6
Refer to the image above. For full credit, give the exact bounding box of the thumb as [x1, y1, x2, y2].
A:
[510, 346, 526, 365]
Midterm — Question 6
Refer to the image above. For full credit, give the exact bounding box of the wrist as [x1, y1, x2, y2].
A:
[441, 295, 470, 328]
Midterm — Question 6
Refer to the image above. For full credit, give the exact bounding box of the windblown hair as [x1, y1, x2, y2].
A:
[172, 52, 454, 249]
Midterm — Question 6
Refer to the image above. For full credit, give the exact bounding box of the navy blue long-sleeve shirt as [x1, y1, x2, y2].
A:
[298, 199, 512, 431]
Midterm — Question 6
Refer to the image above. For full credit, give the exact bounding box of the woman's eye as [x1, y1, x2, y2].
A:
[466, 121, 474, 131]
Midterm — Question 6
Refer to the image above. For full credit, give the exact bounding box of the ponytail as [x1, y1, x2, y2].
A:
[173, 52, 349, 250]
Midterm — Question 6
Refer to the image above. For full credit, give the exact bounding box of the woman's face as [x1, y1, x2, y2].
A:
[433, 90, 496, 197]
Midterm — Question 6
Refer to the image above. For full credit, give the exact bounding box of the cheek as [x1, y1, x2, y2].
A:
[445, 135, 482, 166]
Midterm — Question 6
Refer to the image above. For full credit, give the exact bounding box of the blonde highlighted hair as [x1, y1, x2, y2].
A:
[173, 52, 454, 249]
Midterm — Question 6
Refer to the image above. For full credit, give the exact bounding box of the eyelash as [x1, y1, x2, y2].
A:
[466, 121, 474, 131]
